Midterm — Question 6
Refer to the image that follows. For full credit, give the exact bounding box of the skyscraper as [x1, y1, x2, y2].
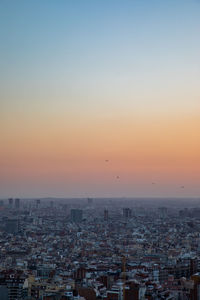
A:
[15, 198, 20, 209]
[8, 198, 13, 209]
[104, 209, 109, 221]
[87, 198, 93, 205]
[70, 209, 83, 223]
[123, 208, 132, 218]
[36, 199, 41, 209]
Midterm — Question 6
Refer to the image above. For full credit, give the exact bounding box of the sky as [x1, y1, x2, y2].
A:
[0, 0, 200, 198]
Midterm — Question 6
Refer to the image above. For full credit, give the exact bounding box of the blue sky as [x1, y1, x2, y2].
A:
[0, 0, 200, 197]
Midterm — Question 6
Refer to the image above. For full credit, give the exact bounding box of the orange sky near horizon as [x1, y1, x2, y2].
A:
[1, 111, 200, 197]
[1, 0, 200, 197]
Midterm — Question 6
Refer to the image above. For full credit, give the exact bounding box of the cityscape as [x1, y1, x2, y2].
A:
[0, 197, 200, 299]
[1, 0, 200, 299]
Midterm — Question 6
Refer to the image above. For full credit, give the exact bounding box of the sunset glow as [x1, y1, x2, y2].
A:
[0, 0, 200, 197]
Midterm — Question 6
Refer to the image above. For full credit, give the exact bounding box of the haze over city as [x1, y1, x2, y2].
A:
[2, 2, 200, 300]
[0, 0, 200, 198]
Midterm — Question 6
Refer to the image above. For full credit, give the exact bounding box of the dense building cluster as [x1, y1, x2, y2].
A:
[0, 197, 200, 299]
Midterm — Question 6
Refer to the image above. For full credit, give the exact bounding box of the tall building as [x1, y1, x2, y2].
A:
[5, 218, 19, 234]
[8, 198, 13, 208]
[87, 198, 93, 205]
[104, 209, 109, 221]
[0, 286, 8, 300]
[0, 200, 4, 211]
[36, 199, 41, 209]
[123, 208, 132, 218]
[158, 207, 167, 219]
[15, 198, 20, 210]
[191, 273, 200, 300]
[71, 209, 83, 223]
[0, 270, 26, 300]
